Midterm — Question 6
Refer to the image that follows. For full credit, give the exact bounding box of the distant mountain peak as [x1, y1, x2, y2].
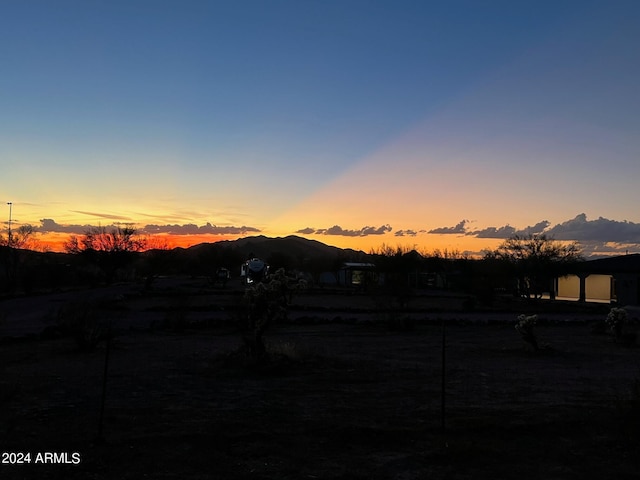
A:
[186, 234, 366, 260]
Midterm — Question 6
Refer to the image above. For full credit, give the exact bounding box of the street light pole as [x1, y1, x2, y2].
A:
[6, 202, 12, 248]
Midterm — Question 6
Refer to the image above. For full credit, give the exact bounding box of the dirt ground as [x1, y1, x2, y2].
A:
[1, 281, 639, 479]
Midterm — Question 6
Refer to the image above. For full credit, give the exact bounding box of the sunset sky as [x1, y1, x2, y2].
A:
[2, 0, 639, 257]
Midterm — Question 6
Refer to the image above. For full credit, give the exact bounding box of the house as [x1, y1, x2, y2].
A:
[557, 254, 640, 305]
[337, 262, 380, 288]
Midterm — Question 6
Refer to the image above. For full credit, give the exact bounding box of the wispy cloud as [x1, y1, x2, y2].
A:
[133, 211, 186, 222]
[296, 224, 392, 237]
[70, 210, 133, 221]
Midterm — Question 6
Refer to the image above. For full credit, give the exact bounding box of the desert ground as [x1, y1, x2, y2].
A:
[1, 277, 639, 479]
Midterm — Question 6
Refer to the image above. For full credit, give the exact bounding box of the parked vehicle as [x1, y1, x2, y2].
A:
[240, 258, 268, 285]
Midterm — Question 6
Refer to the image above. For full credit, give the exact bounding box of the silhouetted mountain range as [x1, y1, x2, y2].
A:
[186, 235, 366, 262]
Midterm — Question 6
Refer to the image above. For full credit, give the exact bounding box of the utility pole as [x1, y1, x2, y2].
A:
[6, 202, 12, 247]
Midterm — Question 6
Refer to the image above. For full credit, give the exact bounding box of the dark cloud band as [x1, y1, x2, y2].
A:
[296, 224, 392, 237]
[38, 219, 260, 236]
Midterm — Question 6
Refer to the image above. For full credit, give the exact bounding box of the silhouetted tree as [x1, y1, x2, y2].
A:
[1, 224, 38, 292]
[134, 241, 173, 289]
[425, 248, 470, 291]
[484, 234, 583, 299]
[369, 244, 420, 310]
[65, 225, 145, 254]
[0, 224, 37, 250]
[65, 225, 146, 284]
[470, 255, 514, 305]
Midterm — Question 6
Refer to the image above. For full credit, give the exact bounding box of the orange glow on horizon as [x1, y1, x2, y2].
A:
[33, 232, 234, 253]
[31, 231, 502, 257]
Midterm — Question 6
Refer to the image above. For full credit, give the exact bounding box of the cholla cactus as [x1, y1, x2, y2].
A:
[242, 268, 289, 358]
[515, 314, 539, 351]
[606, 307, 628, 339]
[516, 314, 537, 332]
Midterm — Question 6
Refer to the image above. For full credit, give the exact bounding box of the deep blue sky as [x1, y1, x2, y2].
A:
[1, 1, 639, 255]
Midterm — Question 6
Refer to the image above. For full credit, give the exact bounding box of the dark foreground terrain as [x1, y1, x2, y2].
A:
[1, 280, 639, 479]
